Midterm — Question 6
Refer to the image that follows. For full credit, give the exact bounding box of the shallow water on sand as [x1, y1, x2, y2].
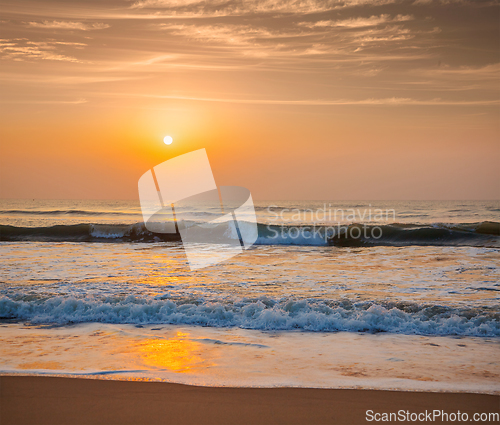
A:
[0, 323, 498, 393]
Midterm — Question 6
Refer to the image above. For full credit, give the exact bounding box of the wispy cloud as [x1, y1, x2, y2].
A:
[115, 92, 500, 106]
[158, 18, 421, 60]
[410, 63, 500, 91]
[0, 98, 88, 104]
[412, 0, 495, 5]
[130, 0, 397, 17]
[157, 23, 322, 57]
[354, 25, 414, 43]
[421, 63, 500, 80]
[0, 0, 492, 21]
[0, 0, 497, 111]
[0, 39, 86, 62]
[300, 14, 413, 28]
[27, 21, 110, 30]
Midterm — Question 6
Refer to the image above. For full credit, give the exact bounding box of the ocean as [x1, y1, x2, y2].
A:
[0, 200, 499, 393]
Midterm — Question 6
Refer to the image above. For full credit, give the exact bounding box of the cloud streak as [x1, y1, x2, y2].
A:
[27, 21, 110, 30]
[0, 98, 88, 104]
[299, 14, 413, 28]
[130, 0, 398, 17]
[115, 93, 500, 106]
[0, 39, 86, 62]
[157, 17, 423, 60]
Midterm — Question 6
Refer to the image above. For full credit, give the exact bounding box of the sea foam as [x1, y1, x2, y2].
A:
[1, 295, 498, 337]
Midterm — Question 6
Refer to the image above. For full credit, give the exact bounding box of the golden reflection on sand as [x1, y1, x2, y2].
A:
[138, 331, 213, 373]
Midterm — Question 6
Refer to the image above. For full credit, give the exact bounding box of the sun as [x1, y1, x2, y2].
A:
[163, 135, 173, 145]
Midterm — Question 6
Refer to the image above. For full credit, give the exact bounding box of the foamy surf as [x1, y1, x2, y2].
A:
[1, 295, 499, 337]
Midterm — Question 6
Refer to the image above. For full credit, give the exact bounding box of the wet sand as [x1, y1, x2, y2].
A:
[1, 375, 498, 425]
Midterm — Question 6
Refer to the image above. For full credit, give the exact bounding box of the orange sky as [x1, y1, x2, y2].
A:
[0, 0, 499, 200]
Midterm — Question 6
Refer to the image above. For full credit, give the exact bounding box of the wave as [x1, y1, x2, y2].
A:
[0, 223, 180, 242]
[0, 295, 498, 337]
[327, 222, 500, 248]
[0, 221, 498, 247]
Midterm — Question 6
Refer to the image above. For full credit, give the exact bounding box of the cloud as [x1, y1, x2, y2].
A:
[27, 21, 110, 31]
[160, 23, 274, 44]
[431, 63, 500, 77]
[0, 38, 86, 62]
[0, 98, 88, 104]
[415, 63, 500, 81]
[412, 0, 498, 5]
[158, 17, 419, 60]
[157, 23, 320, 57]
[130, 0, 396, 17]
[300, 14, 414, 28]
[116, 93, 500, 106]
[0, 0, 496, 109]
[355, 25, 414, 42]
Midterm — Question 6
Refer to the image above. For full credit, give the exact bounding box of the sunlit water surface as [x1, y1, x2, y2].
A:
[0, 200, 499, 392]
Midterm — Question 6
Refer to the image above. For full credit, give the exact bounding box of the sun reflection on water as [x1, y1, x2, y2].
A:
[138, 331, 210, 373]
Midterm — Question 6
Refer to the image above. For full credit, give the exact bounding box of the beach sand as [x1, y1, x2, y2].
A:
[1, 376, 498, 425]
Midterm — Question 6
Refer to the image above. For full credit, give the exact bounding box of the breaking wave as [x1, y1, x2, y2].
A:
[0, 295, 498, 337]
[1, 221, 498, 247]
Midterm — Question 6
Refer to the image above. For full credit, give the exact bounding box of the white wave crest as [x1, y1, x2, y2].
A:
[1, 296, 498, 337]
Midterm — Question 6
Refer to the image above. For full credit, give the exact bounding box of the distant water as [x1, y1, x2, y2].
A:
[1, 200, 499, 247]
[0, 199, 499, 392]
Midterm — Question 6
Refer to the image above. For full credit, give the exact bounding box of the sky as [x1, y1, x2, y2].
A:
[0, 0, 499, 200]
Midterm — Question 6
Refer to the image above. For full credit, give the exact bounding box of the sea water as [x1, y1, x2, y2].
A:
[0, 200, 498, 393]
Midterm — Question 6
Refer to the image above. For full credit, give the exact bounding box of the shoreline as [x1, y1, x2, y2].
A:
[1, 375, 499, 425]
[1, 323, 499, 396]
[1, 372, 499, 395]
